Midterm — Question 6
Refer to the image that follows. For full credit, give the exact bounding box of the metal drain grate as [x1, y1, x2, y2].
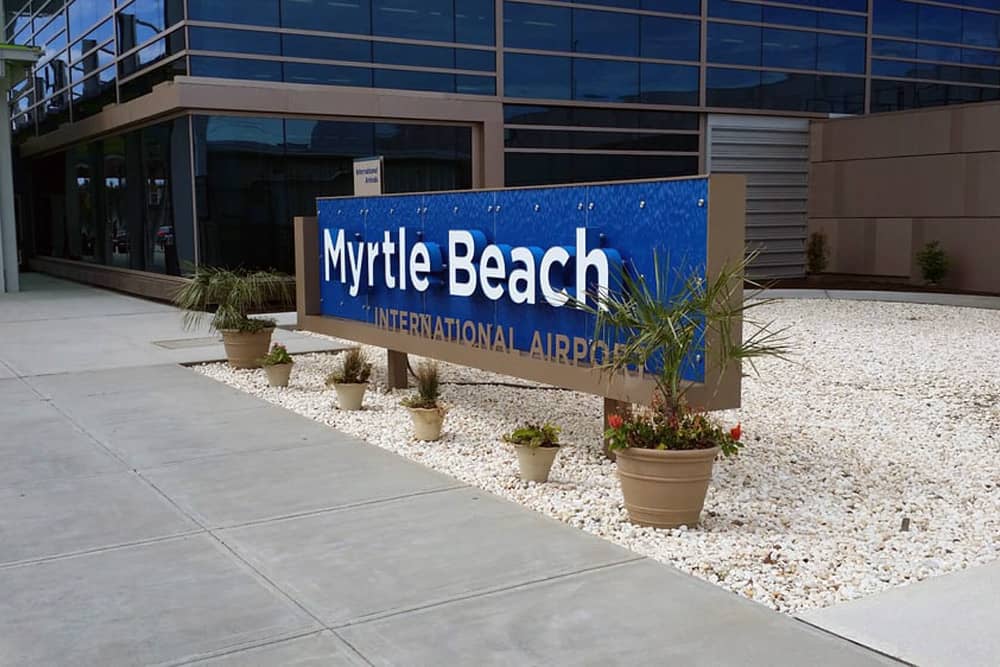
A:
[151, 336, 222, 350]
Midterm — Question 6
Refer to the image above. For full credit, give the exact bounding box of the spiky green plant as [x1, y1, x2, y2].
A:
[173, 267, 292, 332]
[578, 250, 791, 417]
[503, 423, 561, 448]
[806, 231, 829, 274]
[916, 241, 948, 285]
[401, 360, 441, 409]
[325, 348, 372, 385]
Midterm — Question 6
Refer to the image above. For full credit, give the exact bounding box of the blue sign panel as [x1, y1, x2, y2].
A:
[317, 178, 710, 382]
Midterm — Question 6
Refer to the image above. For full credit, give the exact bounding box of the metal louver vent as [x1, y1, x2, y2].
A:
[707, 115, 810, 280]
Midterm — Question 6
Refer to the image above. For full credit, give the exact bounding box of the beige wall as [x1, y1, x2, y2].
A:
[808, 101, 1000, 294]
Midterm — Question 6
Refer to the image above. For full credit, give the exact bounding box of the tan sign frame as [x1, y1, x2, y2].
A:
[294, 174, 746, 410]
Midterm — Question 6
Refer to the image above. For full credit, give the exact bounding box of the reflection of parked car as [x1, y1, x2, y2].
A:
[155, 225, 174, 248]
[113, 233, 129, 254]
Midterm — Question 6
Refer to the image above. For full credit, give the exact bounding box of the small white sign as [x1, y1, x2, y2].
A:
[353, 156, 383, 196]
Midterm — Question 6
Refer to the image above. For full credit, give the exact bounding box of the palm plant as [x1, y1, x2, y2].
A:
[401, 360, 442, 409]
[581, 250, 791, 421]
[173, 267, 292, 332]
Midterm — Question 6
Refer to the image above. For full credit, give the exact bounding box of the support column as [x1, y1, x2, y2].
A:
[0, 91, 19, 292]
[387, 349, 408, 390]
[603, 397, 629, 461]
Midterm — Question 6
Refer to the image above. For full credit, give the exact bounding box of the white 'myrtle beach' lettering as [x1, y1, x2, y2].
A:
[323, 226, 618, 309]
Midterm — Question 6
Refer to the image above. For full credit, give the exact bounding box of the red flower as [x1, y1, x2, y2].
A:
[730, 423, 742, 441]
[608, 414, 624, 429]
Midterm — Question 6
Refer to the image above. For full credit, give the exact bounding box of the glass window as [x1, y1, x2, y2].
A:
[762, 28, 817, 71]
[917, 43, 961, 63]
[188, 27, 281, 55]
[66, 142, 100, 263]
[963, 48, 1000, 67]
[375, 123, 472, 193]
[281, 0, 371, 34]
[187, 0, 279, 27]
[709, 0, 761, 22]
[457, 74, 495, 94]
[456, 0, 495, 45]
[817, 33, 866, 74]
[373, 0, 454, 41]
[573, 9, 638, 57]
[639, 0, 700, 14]
[374, 68, 454, 92]
[282, 34, 371, 63]
[68, 0, 108, 39]
[503, 104, 700, 130]
[284, 62, 372, 86]
[504, 2, 570, 51]
[707, 66, 762, 108]
[504, 53, 571, 99]
[132, 121, 187, 274]
[872, 38, 916, 58]
[918, 4, 962, 43]
[573, 58, 638, 102]
[102, 136, 129, 268]
[818, 12, 866, 33]
[639, 63, 699, 104]
[456, 49, 495, 71]
[814, 73, 865, 113]
[962, 10, 1000, 49]
[707, 22, 761, 66]
[194, 115, 471, 270]
[193, 115, 289, 271]
[873, 0, 916, 38]
[640, 16, 700, 62]
[189, 56, 283, 82]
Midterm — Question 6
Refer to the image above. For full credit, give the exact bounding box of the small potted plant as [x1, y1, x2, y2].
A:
[583, 252, 789, 529]
[325, 348, 371, 411]
[503, 423, 561, 482]
[173, 267, 292, 368]
[401, 360, 446, 441]
[260, 343, 294, 387]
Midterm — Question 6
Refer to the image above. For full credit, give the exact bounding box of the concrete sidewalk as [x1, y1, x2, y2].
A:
[800, 561, 1000, 667]
[0, 274, 895, 665]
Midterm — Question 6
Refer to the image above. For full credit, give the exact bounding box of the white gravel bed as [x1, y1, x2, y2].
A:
[194, 298, 1000, 613]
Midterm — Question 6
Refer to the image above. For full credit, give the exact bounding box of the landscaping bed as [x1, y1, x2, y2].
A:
[195, 298, 1000, 613]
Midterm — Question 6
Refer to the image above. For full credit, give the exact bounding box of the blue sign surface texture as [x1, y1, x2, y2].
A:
[317, 178, 710, 382]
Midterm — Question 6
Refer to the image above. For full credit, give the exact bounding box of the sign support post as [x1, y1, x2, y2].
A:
[353, 156, 410, 390]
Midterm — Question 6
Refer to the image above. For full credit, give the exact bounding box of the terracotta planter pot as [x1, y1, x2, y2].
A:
[616, 446, 720, 529]
[221, 328, 274, 369]
[408, 406, 445, 441]
[515, 445, 559, 482]
[333, 383, 367, 411]
[264, 363, 293, 387]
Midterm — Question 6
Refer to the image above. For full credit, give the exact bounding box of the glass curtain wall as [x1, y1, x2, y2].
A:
[7, 0, 187, 141]
[192, 115, 473, 272]
[27, 117, 195, 275]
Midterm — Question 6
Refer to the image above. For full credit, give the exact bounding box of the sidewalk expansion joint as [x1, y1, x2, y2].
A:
[0, 529, 208, 571]
[330, 556, 646, 630]
[794, 616, 916, 666]
[208, 484, 469, 533]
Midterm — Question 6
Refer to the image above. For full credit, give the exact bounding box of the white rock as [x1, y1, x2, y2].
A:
[194, 299, 1000, 614]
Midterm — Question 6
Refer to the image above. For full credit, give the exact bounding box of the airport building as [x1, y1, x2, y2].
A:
[6, 0, 1000, 294]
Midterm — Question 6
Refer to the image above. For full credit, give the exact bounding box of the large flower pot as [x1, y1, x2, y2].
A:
[616, 446, 720, 529]
[333, 383, 367, 411]
[264, 363, 293, 387]
[221, 328, 274, 369]
[515, 445, 559, 483]
[408, 407, 445, 441]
